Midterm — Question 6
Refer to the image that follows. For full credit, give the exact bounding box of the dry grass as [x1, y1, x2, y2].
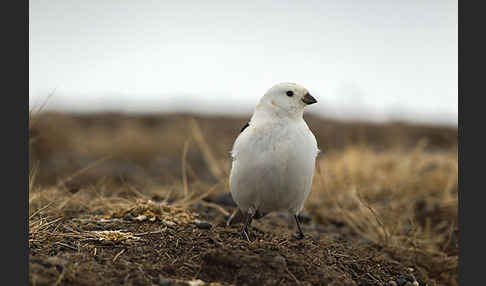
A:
[28, 111, 458, 285]
[310, 144, 457, 253]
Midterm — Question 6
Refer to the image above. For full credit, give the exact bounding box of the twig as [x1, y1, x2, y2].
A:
[285, 266, 301, 285]
[29, 87, 57, 129]
[29, 201, 57, 220]
[199, 201, 230, 217]
[57, 154, 115, 187]
[53, 267, 65, 286]
[29, 162, 40, 193]
[120, 177, 149, 199]
[356, 191, 390, 245]
[113, 249, 126, 263]
[182, 140, 190, 199]
[189, 119, 224, 179]
[29, 217, 63, 234]
[178, 183, 220, 206]
[366, 273, 381, 284]
[55, 242, 78, 251]
[133, 228, 167, 236]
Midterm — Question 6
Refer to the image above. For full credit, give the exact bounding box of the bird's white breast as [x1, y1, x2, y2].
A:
[229, 119, 318, 215]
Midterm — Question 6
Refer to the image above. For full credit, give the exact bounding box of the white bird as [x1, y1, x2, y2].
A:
[228, 82, 319, 240]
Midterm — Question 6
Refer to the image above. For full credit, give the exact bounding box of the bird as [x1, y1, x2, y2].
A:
[228, 82, 319, 240]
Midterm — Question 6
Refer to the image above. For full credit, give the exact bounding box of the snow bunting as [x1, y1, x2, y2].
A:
[228, 82, 319, 240]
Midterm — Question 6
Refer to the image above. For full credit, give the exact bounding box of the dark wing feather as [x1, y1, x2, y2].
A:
[240, 122, 250, 133]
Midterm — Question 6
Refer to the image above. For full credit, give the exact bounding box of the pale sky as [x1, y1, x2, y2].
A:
[29, 0, 457, 125]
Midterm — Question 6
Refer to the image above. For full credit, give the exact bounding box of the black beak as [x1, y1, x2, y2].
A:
[302, 93, 317, 105]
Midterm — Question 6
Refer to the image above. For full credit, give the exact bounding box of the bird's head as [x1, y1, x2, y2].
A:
[256, 82, 317, 120]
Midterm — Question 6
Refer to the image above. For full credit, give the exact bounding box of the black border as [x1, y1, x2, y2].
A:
[5, 0, 29, 284]
[24, 0, 30, 284]
[459, 0, 480, 285]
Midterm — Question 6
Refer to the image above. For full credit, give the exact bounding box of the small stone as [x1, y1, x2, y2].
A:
[401, 274, 416, 282]
[397, 278, 407, 286]
[187, 280, 205, 286]
[387, 281, 398, 286]
[194, 219, 212, 229]
[164, 220, 176, 227]
[135, 215, 147, 221]
[404, 282, 413, 286]
[412, 281, 419, 286]
[254, 248, 265, 254]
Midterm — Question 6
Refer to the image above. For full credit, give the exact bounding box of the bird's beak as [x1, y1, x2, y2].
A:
[302, 93, 317, 105]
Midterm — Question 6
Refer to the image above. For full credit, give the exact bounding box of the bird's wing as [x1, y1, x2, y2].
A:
[231, 121, 252, 160]
[240, 122, 250, 133]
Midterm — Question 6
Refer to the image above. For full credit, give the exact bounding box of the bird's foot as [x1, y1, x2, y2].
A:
[241, 228, 253, 242]
[292, 231, 305, 240]
[293, 214, 306, 240]
[241, 209, 255, 242]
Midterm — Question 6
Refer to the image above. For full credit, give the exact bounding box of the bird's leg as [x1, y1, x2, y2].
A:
[293, 214, 305, 240]
[242, 209, 255, 242]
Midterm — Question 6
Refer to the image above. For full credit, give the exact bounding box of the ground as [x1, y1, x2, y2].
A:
[29, 112, 458, 286]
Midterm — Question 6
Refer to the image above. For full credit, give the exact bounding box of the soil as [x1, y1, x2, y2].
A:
[29, 196, 449, 286]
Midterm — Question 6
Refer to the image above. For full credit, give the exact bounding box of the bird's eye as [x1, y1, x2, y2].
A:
[286, 91, 294, 97]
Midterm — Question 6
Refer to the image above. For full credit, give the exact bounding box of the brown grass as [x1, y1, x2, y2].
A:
[28, 111, 458, 285]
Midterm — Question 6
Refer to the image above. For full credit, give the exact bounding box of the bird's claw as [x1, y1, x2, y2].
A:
[293, 232, 305, 240]
[242, 229, 252, 242]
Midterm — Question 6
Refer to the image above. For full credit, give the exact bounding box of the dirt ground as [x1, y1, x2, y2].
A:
[29, 112, 458, 286]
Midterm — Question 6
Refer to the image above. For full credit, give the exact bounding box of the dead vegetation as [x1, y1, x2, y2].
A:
[29, 112, 457, 286]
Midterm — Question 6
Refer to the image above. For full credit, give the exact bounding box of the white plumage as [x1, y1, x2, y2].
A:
[229, 82, 319, 240]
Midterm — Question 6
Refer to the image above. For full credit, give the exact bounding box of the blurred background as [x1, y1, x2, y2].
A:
[30, 0, 457, 125]
[29, 0, 458, 200]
